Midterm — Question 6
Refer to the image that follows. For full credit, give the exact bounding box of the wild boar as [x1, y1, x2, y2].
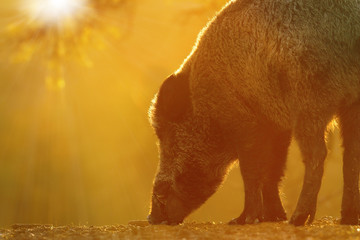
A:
[148, 0, 360, 226]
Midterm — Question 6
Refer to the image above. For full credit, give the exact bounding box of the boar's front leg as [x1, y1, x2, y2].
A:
[229, 157, 263, 224]
[289, 114, 328, 226]
[262, 130, 291, 222]
[229, 130, 271, 225]
[339, 101, 360, 225]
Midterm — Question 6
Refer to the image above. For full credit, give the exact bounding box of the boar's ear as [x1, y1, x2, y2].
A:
[155, 72, 191, 122]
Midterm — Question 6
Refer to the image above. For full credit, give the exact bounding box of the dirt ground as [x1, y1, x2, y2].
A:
[1, 217, 359, 240]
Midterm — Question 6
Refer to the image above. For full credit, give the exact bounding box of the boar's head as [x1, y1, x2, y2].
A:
[147, 71, 233, 225]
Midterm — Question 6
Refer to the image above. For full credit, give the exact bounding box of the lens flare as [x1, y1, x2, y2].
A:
[23, 0, 88, 26]
[5, 0, 130, 89]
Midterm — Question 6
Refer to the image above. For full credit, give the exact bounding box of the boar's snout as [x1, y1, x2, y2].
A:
[147, 214, 183, 225]
[147, 214, 168, 225]
[147, 210, 185, 225]
[147, 195, 170, 225]
[148, 180, 189, 225]
[147, 193, 187, 225]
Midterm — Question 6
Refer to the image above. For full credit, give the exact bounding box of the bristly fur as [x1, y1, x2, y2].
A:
[148, 0, 360, 226]
[148, 93, 158, 129]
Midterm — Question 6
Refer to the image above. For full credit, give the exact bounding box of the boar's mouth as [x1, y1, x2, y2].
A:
[147, 209, 184, 225]
[147, 195, 170, 225]
[147, 192, 187, 225]
[147, 214, 184, 225]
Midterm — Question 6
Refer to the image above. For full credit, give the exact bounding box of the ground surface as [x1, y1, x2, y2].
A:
[1, 217, 359, 240]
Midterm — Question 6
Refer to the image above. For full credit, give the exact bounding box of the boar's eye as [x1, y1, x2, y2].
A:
[153, 180, 171, 203]
[155, 193, 167, 205]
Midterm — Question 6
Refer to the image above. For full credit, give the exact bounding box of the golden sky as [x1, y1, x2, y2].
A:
[0, 0, 343, 226]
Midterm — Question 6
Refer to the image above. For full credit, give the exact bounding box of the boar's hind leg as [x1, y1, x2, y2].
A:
[262, 130, 291, 222]
[289, 114, 328, 226]
[339, 101, 360, 225]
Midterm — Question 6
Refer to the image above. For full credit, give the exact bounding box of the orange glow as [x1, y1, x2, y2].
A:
[0, 0, 344, 227]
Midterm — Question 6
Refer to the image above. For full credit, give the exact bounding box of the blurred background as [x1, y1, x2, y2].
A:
[0, 0, 344, 227]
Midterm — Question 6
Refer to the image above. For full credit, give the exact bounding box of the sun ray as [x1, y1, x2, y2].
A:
[21, 0, 89, 27]
[3, 0, 135, 89]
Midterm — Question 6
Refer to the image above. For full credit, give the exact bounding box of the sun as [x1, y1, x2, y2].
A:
[22, 0, 89, 27]
[6, 0, 127, 89]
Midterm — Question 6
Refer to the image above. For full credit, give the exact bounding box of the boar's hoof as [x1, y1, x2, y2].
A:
[263, 214, 287, 222]
[289, 211, 314, 226]
[262, 209, 287, 222]
[229, 216, 261, 225]
[229, 213, 262, 225]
